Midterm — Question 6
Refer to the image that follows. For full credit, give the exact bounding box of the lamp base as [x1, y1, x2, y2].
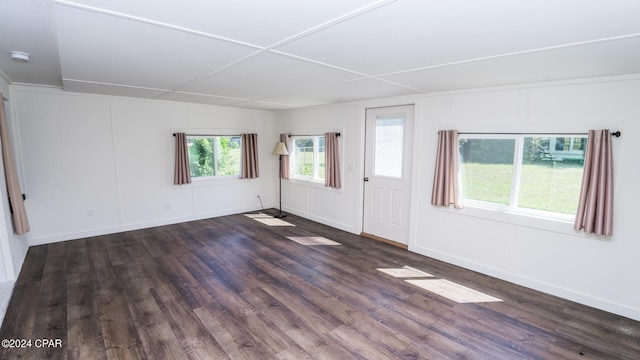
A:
[273, 212, 287, 219]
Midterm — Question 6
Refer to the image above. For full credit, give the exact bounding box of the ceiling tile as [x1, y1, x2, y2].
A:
[62, 79, 168, 98]
[226, 100, 299, 111]
[180, 52, 362, 100]
[55, 0, 380, 46]
[155, 91, 247, 107]
[380, 36, 640, 93]
[0, 0, 61, 86]
[55, 4, 257, 90]
[3, 1, 640, 110]
[263, 78, 419, 106]
[277, 0, 640, 75]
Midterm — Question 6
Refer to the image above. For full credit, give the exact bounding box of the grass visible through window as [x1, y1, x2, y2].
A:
[462, 162, 584, 214]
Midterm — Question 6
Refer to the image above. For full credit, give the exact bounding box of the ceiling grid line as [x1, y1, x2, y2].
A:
[161, 0, 399, 100]
[2, 1, 639, 110]
[377, 32, 640, 78]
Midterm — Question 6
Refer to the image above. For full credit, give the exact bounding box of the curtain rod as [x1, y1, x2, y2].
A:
[172, 133, 241, 137]
[458, 130, 621, 138]
[287, 133, 340, 137]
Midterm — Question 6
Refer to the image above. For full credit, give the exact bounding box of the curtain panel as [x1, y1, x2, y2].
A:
[241, 133, 259, 179]
[173, 133, 191, 185]
[574, 129, 614, 236]
[325, 132, 341, 189]
[0, 93, 30, 234]
[431, 130, 463, 208]
[279, 133, 293, 179]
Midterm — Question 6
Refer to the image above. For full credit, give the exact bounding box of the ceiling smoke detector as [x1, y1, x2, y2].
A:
[10, 51, 30, 63]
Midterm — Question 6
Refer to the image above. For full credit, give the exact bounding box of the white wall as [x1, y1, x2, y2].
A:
[412, 76, 640, 321]
[0, 78, 30, 281]
[0, 75, 30, 324]
[273, 103, 364, 233]
[6, 74, 640, 322]
[12, 86, 275, 245]
[0, 75, 12, 284]
[273, 75, 640, 321]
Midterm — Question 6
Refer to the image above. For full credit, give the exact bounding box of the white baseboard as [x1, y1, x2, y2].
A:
[28, 205, 267, 246]
[281, 206, 359, 235]
[410, 245, 640, 322]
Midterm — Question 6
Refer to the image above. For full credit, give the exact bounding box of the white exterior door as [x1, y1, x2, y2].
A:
[363, 105, 414, 245]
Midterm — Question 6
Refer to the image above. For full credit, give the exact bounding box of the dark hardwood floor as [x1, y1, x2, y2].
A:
[1, 212, 639, 359]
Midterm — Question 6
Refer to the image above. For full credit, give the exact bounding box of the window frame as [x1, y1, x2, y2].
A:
[186, 134, 242, 180]
[290, 135, 325, 183]
[458, 133, 587, 222]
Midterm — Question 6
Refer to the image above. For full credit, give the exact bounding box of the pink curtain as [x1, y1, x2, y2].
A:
[173, 133, 191, 185]
[0, 94, 30, 235]
[431, 130, 462, 208]
[240, 133, 259, 179]
[325, 132, 341, 188]
[574, 130, 614, 236]
[279, 133, 292, 179]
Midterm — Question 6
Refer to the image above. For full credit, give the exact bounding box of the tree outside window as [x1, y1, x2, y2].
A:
[187, 136, 241, 178]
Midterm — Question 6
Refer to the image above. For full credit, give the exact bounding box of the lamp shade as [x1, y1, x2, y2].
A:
[272, 141, 289, 156]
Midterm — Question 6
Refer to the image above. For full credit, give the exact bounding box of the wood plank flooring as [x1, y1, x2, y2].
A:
[1, 212, 639, 359]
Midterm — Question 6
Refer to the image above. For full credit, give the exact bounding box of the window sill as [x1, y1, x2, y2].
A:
[441, 202, 586, 237]
[286, 178, 342, 192]
[174, 175, 248, 189]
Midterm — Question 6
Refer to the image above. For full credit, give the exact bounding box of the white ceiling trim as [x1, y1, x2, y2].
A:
[62, 78, 170, 92]
[268, 50, 427, 95]
[54, 0, 263, 50]
[378, 32, 640, 77]
[171, 90, 249, 102]
[157, 49, 266, 96]
[4, 1, 640, 110]
[0, 70, 10, 84]
[234, 99, 300, 107]
[270, 50, 371, 77]
[254, 72, 425, 102]
[264, 0, 398, 49]
[54, 0, 399, 58]
[164, 0, 399, 94]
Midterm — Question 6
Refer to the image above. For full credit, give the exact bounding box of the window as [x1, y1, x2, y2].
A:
[187, 135, 241, 178]
[374, 117, 405, 178]
[459, 134, 587, 218]
[292, 136, 325, 181]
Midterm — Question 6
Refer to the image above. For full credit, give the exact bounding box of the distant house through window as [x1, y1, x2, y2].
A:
[550, 136, 586, 160]
[187, 135, 241, 178]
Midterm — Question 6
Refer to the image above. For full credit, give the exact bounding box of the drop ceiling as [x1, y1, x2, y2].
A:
[1, 0, 640, 110]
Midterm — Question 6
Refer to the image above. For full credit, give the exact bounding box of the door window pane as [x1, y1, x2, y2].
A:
[374, 117, 404, 177]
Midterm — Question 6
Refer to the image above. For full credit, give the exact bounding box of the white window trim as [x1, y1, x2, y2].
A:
[458, 133, 586, 223]
[440, 203, 584, 237]
[186, 134, 242, 179]
[290, 135, 325, 183]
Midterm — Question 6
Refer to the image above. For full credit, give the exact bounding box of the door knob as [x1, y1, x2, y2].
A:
[364, 177, 369, 182]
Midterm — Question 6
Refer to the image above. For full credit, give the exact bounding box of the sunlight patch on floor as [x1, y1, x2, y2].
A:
[406, 279, 503, 303]
[287, 236, 341, 246]
[245, 214, 295, 227]
[244, 213, 273, 219]
[376, 266, 433, 278]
